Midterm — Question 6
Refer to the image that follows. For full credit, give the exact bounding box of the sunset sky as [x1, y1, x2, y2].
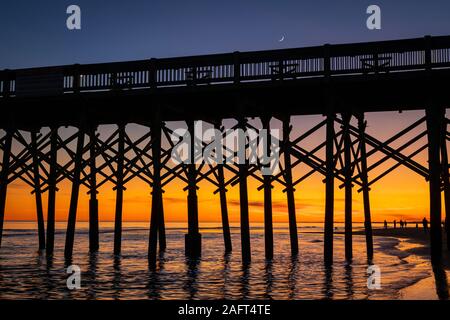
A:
[1, 1, 449, 224]
[3, 110, 448, 224]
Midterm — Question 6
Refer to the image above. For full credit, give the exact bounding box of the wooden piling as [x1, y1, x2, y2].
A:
[324, 113, 335, 265]
[426, 106, 443, 264]
[441, 116, 450, 251]
[238, 118, 251, 262]
[262, 116, 274, 260]
[0, 130, 12, 249]
[218, 166, 232, 253]
[88, 128, 99, 252]
[215, 123, 232, 253]
[64, 128, 85, 259]
[185, 120, 201, 257]
[342, 113, 353, 261]
[158, 194, 166, 251]
[357, 114, 374, 260]
[282, 118, 299, 255]
[46, 127, 58, 256]
[149, 120, 162, 266]
[114, 124, 125, 256]
[31, 131, 46, 250]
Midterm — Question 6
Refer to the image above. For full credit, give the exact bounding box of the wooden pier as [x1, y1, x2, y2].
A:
[0, 35, 449, 265]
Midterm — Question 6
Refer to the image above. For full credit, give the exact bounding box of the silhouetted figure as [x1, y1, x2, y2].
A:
[394, 220, 397, 229]
[400, 220, 404, 229]
[416, 222, 419, 229]
[384, 220, 388, 229]
[404, 221, 407, 228]
[422, 217, 428, 232]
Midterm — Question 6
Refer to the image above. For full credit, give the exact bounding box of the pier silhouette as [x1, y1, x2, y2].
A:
[0, 35, 449, 267]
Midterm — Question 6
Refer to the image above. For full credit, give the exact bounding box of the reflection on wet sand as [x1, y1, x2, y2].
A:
[323, 265, 334, 299]
[240, 262, 250, 299]
[345, 263, 354, 299]
[432, 263, 449, 300]
[264, 260, 274, 299]
[0, 223, 442, 299]
[287, 256, 299, 299]
[184, 257, 200, 299]
[113, 256, 122, 299]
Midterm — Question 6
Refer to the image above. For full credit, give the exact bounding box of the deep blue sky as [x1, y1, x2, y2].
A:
[1, 0, 450, 69]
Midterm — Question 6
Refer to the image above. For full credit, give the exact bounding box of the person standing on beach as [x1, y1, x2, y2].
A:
[400, 220, 403, 228]
[422, 217, 428, 232]
[394, 220, 397, 229]
[384, 220, 388, 229]
[404, 221, 407, 228]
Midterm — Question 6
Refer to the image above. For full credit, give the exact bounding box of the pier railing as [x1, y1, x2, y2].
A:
[1, 35, 450, 98]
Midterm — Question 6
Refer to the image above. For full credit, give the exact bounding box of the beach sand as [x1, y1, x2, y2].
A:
[352, 228, 450, 300]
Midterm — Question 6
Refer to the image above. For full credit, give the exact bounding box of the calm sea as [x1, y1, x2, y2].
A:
[0, 221, 434, 299]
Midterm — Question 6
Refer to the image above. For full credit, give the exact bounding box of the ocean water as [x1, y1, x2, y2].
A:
[0, 221, 435, 300]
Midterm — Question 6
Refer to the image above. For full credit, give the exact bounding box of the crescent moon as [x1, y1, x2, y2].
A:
[279, 35, 285, 42]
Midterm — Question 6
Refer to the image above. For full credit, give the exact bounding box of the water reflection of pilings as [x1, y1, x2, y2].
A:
[147, 251, 166, 299]
[322, 265, 334, 299]
[240, 261, 251, 299]
[221, 253, 231, 299]
[344, 262, 354, 299]
[264, 260, 274, 299]
[432, 263, 449, 300]
[287, 255, 299, 299]
[112, 255, 122, 299]
[86, 252, 98, 300]
[43, 253, 57, 299]
[184, 257, 200, 299]
[63, 257, 75, 299]
[34, 251, 49, 299]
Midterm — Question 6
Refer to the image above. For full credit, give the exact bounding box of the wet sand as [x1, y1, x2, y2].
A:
[352, 228, 450, 299]
[352, 227, 450, 266]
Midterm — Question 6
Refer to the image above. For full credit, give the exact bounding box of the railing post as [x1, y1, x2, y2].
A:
[73, 64, 81, 93]
[233, 51, 240, 84]
[2, 69, 11, 98]
[149, 58, 157, 89]
[323, 44, 331, 78]
[425, 35, 432, 71]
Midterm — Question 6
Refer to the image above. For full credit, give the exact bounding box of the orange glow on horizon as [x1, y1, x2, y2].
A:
[3, 111, 448, 224]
